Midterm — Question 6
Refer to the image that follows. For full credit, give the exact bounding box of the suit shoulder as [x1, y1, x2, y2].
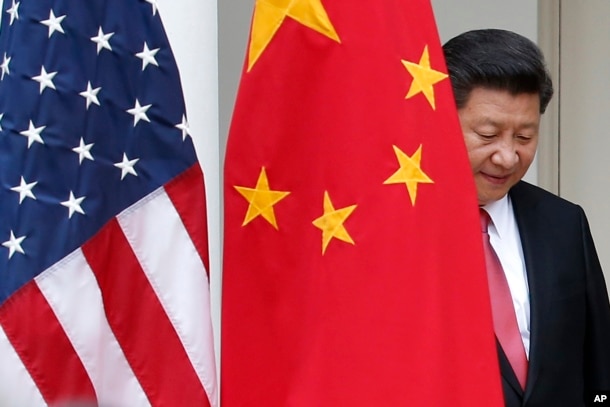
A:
[510, 181, 583, 214]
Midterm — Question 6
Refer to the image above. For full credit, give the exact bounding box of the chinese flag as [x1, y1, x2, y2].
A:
[222, 0, 504, 405]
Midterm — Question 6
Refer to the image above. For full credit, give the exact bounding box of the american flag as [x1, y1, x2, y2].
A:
[0, 0, 217, 405]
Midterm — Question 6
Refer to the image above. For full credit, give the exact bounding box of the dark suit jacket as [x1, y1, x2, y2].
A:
[498, 181, 610, 407]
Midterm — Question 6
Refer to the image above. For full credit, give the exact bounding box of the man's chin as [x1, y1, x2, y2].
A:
[477, 188, 511, 206]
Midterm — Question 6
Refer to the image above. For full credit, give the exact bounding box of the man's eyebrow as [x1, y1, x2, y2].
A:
[473, 117, 500, 127]
[474, 117, 539, 130]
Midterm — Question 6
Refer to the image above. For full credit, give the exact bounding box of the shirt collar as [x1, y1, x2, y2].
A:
[481, 195, 512, 240]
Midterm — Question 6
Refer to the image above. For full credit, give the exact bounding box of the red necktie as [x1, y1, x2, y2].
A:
[480, 209, 528, 389]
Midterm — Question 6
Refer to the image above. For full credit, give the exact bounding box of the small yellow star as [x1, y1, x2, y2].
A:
[384, 145, 434, 206]
[248, 0, 340, 71]
[234, 167, 290, 229]
[401, 45, 448, 110]
[312, 191, 357, 255]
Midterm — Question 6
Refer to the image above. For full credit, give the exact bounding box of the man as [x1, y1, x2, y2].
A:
[443, 29, 610, 406]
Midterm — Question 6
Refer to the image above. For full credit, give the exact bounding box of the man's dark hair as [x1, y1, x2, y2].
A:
[442, 29, 554, 113]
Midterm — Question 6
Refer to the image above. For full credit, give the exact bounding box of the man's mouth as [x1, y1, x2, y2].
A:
[481, 172, 511, 185]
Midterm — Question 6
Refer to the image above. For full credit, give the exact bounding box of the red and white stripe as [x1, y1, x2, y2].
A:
[0, 325, 46, 406]
[0, 165, 217, 406]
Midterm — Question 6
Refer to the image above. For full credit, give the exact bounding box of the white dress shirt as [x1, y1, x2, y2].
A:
[483, 196, 531, 358]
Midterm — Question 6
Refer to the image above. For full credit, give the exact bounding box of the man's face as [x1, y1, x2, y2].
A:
[458, 87, 541, 206]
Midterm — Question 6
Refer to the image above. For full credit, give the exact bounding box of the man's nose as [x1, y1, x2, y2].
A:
[491, 140, 518, 168]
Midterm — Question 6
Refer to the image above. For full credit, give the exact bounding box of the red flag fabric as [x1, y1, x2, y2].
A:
[222, 0, 504, 405]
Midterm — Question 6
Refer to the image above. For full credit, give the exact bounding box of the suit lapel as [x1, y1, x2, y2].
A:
[496, 339, 523, 396]
[509, 182, 554, 404]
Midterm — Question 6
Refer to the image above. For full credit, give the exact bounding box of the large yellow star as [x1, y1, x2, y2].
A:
[384, 145, 434, 206]
[401, 45, 448, 110]
[247, 0, 341, 71]
[234, 167, 290, 229]
[312, 191, 357, 255]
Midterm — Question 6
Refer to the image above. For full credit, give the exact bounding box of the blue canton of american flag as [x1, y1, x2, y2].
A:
[0, 0, 217, 405]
